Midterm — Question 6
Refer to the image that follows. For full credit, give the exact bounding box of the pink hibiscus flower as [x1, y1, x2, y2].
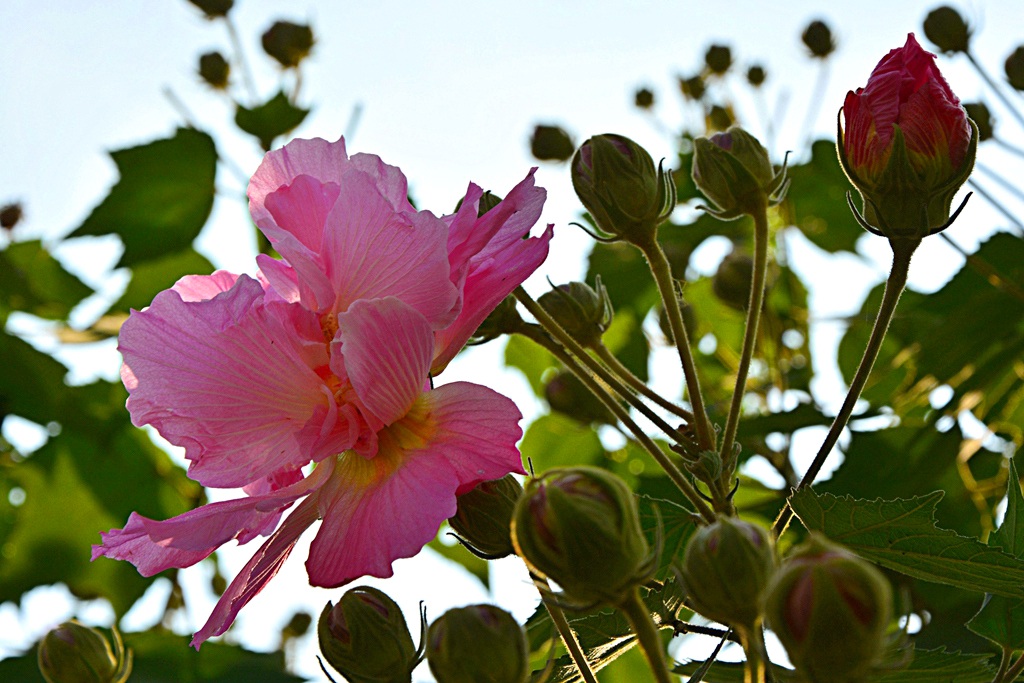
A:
[93, 137, 551, 648]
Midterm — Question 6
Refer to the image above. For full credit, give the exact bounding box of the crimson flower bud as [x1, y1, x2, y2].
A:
[448, 475, 523, 560]
[198, 51, 230, 90]
[511, 466, 652, 606]
[692, 126, 788, 219]
[261, 21, 314, 68]
[571, 134, 676, 244]
[37, 621, 132, 683]
[838, 34, 977, 239]
[530, 124, 575, 162]
[680, 516, 776, 629]
[317, 586, 423, 683]
[765, 534, 892, 683]
[426, 605, 528, 683]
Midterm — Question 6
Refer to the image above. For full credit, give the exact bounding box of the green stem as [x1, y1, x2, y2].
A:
[520, 324, 716, 523]
[738, 625, 767, 683]
[1000, 650, 1024, 683]
[992, 645, 1012, 683]
[719, 202, 770, 477]
[634, 236, 715, 450]
[594, 343, 694, 422]
[618, 587, 674, 683]
[533, 573, 599, 683]
[773, 237, 919, 537]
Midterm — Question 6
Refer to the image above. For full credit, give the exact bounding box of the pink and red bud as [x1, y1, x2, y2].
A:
[426, 605, 528, 683]
[317, 586, 423, 683]
[571, 134, 676, 244]
[765, 534, 892, 683]
[37, 621, 132, 683]
[838, 33, 977, 239]
[511, 466, 652, 606]
[679, 516, 776, 630]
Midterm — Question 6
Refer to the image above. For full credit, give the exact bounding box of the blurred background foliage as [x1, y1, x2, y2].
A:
[1, 1, 1023, 680]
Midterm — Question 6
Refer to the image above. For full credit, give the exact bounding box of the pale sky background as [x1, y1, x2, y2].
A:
[2, 1, 1022, 680]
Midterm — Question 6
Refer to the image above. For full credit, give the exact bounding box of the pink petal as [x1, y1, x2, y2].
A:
[190, 495, 321, 648]
[172, 271, 241, 302]
[320, 170, 458, 324]
[304, 382, 524, 587]
[349, 152, 417, 213]
[263, 175, 341, 252]
[333, 297, 434, 427]
[432, 223, 553, 373]
[119, 275, 356, 488]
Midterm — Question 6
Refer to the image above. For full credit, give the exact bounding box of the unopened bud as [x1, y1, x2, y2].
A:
[318, 586, 423, 683]
[426, 605, 527, 683]
[538, 279, 612, 348]
[634, 87, 655, 109]
[448, 475, 522, 560]
[544, 371, 616, 426]
[530, 125, 575, 162]
[704, 45, 732, 75]
[512, 466, 652, 605]
[963, 102, 993, 142]
[198, 51, 230, 89]
[765, 534, 892, 683]
[680, 516, 776, 629]
[187, 0, 232, 19]
[1006, 46, 1024, 91]
[746, 65, 766, 87]
[923, 6, 971, 54]
[1, 202, 23, 231]
[802, 20, 836, 59]
[712, 249, 754, 311]
[571, 134, 676, 243]
[692, 126, 787, 219]
[261, 20, 314, 68]
[470, 295, 523, 344]
[679, 75, 706, 101]
[38, 621, 131, 683]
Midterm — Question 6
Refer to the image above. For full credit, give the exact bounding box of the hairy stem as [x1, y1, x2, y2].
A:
[533, 574, 599, 683]
[738, 625, 768, 683]
[594, 343, 694, 422]
[634, 235, 715, 450]
[773, 237, 919, 537]
[619, 587, 674, 683]
[719, 202, 770, 477]
[520, 324, 716, 523]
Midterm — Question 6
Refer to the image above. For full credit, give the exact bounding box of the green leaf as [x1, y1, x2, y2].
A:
[68, 129, 217, 267]
[637, 495, 696, 581]
[113, 248, 215, 312]
[672, 647, 995, 682]
[781, 139, 863, 254]
[790, 489, 1024, 598]
[519, 413, 605, 469]
[0, 240, 93, 320]
[968, 461, 1024, 648]
[504, 334, 559, 397]
[0, 330, 71, 423]
[235, 91, 310, 151]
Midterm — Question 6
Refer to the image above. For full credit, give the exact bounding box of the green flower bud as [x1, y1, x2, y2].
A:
[37, 621, 131, 683]
[680, 516, 776, 629]
[704, 45, 732, 75]
[571, 134, 676, 244]
[802, 20, 836, 59]
[746, 65, 766, 88]
[511, 466, 652, 606]
[261, 21, 314, 68]
[537, 279, 612, 348]
[198, 51, 230, 90]
[679, 75, 706, 101]
[530, 125, 575, 162]
[765, 534, 892, 683]
[1, 202, 23, 231]
[470, 295, 523, 345]
[963, 102, 993, 142]
[634, 87, 655, 109]
[712, 249, 754, 311]
[692, 126, 787, 219]
[1005, 46, 1024, 91]
[448, 475, 523, 560]
[318, 586, 423, 683]
[544, 371, 617, 426]
[426, 605, 527, 683]
[706, 105, 734, 133]
[923, 6, 971, 54]
[187, 0, 233, 19]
